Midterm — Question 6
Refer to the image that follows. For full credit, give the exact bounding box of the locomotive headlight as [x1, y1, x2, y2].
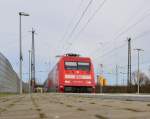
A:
[65, 80, 71, 83]
[87, 81, 91, 84]
[60, 85, 64, 88]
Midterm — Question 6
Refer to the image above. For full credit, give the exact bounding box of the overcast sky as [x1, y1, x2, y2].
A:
[0, 0, 150, 85]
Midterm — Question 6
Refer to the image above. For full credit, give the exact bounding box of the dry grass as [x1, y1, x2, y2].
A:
[0, 93, 15, 97]
[36, 108, 41, 111]
[66, 104, 73, 108]
[147, 104, 150, 106]
[59, 102, 64, 104]
[8, 103, 15, 107]
[39, 113, 47, 119]
[79, 100, 83, 103]
[125, 99, 133, 101]
[76, 108, 86, 111]
[94, 114, 109, 119]
[123, 108, 143, 112]
[90, 102, 96, 104]
[101, 105, 112, 107]
[0, 108, 7, 113]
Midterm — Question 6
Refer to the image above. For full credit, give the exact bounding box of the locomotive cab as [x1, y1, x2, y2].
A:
[45, 53, 96, 93]
[59, 54, 95, 93]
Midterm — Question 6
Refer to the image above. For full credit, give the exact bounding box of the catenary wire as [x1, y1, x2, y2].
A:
[62, 0, 94, 53]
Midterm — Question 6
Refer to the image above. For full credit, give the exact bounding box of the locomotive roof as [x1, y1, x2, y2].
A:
[60, 55, 91, 62]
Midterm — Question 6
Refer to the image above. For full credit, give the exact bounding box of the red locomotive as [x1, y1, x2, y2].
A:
[44, 54, 95, 93]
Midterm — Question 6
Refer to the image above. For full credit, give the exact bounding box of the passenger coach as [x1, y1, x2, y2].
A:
[44, 54, 95, 93]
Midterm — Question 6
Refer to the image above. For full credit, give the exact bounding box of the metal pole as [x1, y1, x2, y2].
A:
[19, 12, 30, 94]
[134, 48, 144, 94]
[149, 66, 150, 78]
[129, 40, 132, 87]
[122, 72, 126, 86]
[31, 28, 36, 92]
[29, 50, 31, 94]
[19, 13, 22, 94]
[137, 51, 140, 94]
[119, 66, 126, 86]
[127, 38, 131, 87]
[116, 65, 118, 86]
[100, 64, 103, 93]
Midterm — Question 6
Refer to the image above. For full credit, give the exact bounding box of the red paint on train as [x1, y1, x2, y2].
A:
[44, 54, 95, 93]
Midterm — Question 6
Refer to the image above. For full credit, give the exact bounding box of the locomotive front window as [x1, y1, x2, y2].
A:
[78, 62, 90, 71]
[65, 62, 77, 70]
[65, 61, 90, 71]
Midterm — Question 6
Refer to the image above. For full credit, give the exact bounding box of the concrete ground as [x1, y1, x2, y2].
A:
[0, 93, 150, 119]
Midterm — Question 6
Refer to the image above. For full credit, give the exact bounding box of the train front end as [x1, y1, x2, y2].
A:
[59, 54, 95, 93]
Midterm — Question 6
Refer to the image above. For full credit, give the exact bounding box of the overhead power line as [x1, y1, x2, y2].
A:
[58, 0, 84, 49]
[67, 0, 93, 39]
[113, 11, 150, 42]
[23, 70, 49, 75]
[74, 0, 107, 40]
[66, 0, 107, 52]
[93, 9, 150, 58]
[94, 42, 127, 61]
[62, 0, 94, 51]
[91, 8, 150, 59]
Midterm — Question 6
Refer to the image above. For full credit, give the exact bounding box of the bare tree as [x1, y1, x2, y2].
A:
[131, 71, 150, 86]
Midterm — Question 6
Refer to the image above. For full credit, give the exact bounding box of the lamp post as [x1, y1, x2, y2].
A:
[19, 12, 30, 94]
[100, 64, 103, 93]
[134, 48, 144, 94]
